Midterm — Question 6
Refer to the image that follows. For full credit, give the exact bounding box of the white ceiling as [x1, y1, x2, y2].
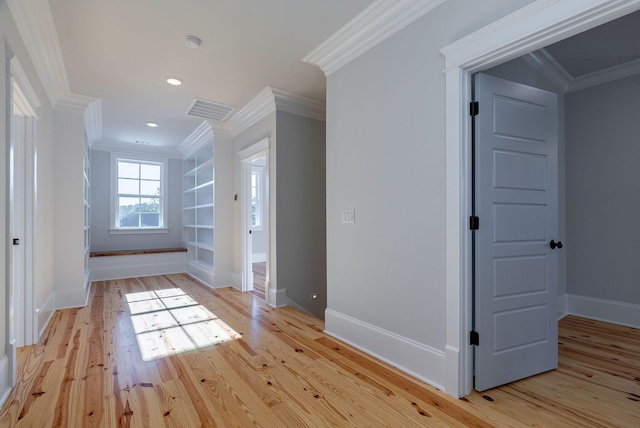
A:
[49, 0, 374, 148]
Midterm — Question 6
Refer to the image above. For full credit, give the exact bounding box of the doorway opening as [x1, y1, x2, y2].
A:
[441, 0, 640, 397]
[240, 138, 270, 301]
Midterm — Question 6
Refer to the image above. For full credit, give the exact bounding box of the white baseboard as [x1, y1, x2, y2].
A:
[0, 355, 11, 408]
[567, 294, 640, 329]
[35, 292, 55, 340]
[251, 252, 266, 263]
[324, 309, 446, 391]
[55, 282, 92, 310]
[186, 261, 216, 289]
[557, 293, 569, 320]
[268, 286, 288, 308]
[89, 252, 188, 282]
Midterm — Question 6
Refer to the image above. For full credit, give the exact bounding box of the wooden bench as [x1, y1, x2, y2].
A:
[90, 248, 187, 257]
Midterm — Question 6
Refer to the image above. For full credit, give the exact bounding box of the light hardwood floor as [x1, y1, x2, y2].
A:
[0, 274, 638, 427]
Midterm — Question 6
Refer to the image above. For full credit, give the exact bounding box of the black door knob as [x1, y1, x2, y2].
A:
[550, 240, 563, 249]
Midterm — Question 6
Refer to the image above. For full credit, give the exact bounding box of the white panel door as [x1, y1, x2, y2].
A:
[474, 73, 559, 391]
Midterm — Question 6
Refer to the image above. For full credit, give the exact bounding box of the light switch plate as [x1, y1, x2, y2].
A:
[341, 209, 355, 224]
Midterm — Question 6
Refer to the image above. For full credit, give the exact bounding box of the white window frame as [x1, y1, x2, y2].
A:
[251, 165, 265, 230]
[109, 151, 169, 234]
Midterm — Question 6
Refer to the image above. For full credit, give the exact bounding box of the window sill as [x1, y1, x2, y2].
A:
[109, 228, 169, 235]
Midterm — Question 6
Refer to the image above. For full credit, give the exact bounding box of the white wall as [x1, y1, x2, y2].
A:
[213, 131, 234, 286]
[565, 74, 640, 305]
[251, 230, 266, 261]
[484, 58, 567, 296]
[325, 0, 536, 388]
[90, 150, 184, 251]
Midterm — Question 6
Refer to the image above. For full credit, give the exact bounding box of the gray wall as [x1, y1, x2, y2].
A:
[276, 111, 326, 319]
[90, 150, 184, 251]
[566, 74, 640, 305]
[484, 58, 567, 296]
[326, 0, 535, 352]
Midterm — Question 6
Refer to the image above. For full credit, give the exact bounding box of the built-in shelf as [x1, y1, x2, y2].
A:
[83, 133, 91, 289]
[183, 145, 215, 286]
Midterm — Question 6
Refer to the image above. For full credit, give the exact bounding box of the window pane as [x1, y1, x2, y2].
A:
[141, 213, 159, 227]
[119, 197, 140, 212]
[119, 212, 140, 227]
[140, 197, 159, 213]
[118, 162, 139, 179]
[141, 164, 161, 180]
[140, 179, 160, 195]
[118, 178, 139, 195]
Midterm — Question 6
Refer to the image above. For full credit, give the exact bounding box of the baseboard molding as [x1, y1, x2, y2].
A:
[268, 286, 288, 308]
[567, 294, 640, 329]
[557, 293, 569, 320]
[0, 355, 11, 408]
[89, 252, 188, 282]
[35, 292, 55, 340]
[186, 262, 216, 289]
[55, 282, 92, 310]
[324, 309, 446, 391]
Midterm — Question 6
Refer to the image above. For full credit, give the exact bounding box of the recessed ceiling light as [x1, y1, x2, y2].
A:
[186, 35, 201, 49]
[166, 77, 182, 86]
[146, 122, 158, 127]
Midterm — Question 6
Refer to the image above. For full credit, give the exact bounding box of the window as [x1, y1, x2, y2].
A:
[251, 165, 265, 229]
[110, 153, 168, 234]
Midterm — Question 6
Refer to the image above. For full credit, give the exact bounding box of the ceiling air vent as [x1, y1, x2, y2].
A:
[186, 98, 235, 121]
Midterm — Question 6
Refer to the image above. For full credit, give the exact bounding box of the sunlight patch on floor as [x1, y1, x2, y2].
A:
[125, 288, 241, 361]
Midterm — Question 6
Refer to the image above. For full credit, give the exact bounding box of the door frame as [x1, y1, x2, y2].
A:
[440, 0, 640, 397]
[240, 138, 270, 296]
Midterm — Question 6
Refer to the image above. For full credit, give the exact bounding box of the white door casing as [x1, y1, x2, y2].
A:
[473, 73, 559, 391]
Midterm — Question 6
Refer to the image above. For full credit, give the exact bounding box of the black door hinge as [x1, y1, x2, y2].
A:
[470, 101, 479, 117]
[470, 330, 479, 346]
[470, 216, 479, 230]
[12, 238, 19, 246]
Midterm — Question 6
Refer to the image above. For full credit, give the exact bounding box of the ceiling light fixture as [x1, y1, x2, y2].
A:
[186, 35, 201, 49]
[146, 122, 158, 127]
[166, 77, 182, 86]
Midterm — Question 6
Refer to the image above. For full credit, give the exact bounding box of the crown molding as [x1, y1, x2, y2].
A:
[303, 0, 446, 76]
[7, 0, 69, 107]
[9, 55, 41, 110]
[522, 49, 572, 92]
[177, 121, 214, 159]
[55, 92, 96, 112]
[92, 140, 182, 159]
[523, 47, 640, 94]
[225, 87, 276, 137]
[272, 87, 325, 122]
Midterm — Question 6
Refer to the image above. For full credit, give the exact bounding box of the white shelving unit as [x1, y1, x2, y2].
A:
[183, 145, 215, 283]
[83, 133, 91, 289]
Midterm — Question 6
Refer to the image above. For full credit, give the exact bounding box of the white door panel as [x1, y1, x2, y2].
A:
[474, 73, 559, 391]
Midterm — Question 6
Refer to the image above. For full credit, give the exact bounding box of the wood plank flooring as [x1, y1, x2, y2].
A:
[0, 274, 638, 427]
[251, 262, 266, 300]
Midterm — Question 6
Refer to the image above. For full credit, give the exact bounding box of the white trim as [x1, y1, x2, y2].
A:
[90, 252, 188, 282]
[523, 48, 640, 93]
[55, 284, 92, 310]
[240, 137, 270, 160]
[268, 285, 288, 308]
[440, 0, 640, 398]
[9, 56, 41, 111]
[55, 92, 96, 112]
[0, 356, 11, 408]
[92, 140, 182, 159]
[558, 293, 569, 320]
[108, 228, 169, 235]
[272, 87, 325, 122]
[325, 309, 446, 391]
[177, 121, 214, 159]
[186, 263, 215, 289]
[303, 0, 446, 76]
[6, 0, 68, 107]
[567, 294, 640, 329]
[35, 292, 55, 340]
[227, 87, 275, 137]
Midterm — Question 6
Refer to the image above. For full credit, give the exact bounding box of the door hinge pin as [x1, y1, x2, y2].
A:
[470, 216, 479, 230]
[470, 101, 479, 116]
[470, 330, 479, 346]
